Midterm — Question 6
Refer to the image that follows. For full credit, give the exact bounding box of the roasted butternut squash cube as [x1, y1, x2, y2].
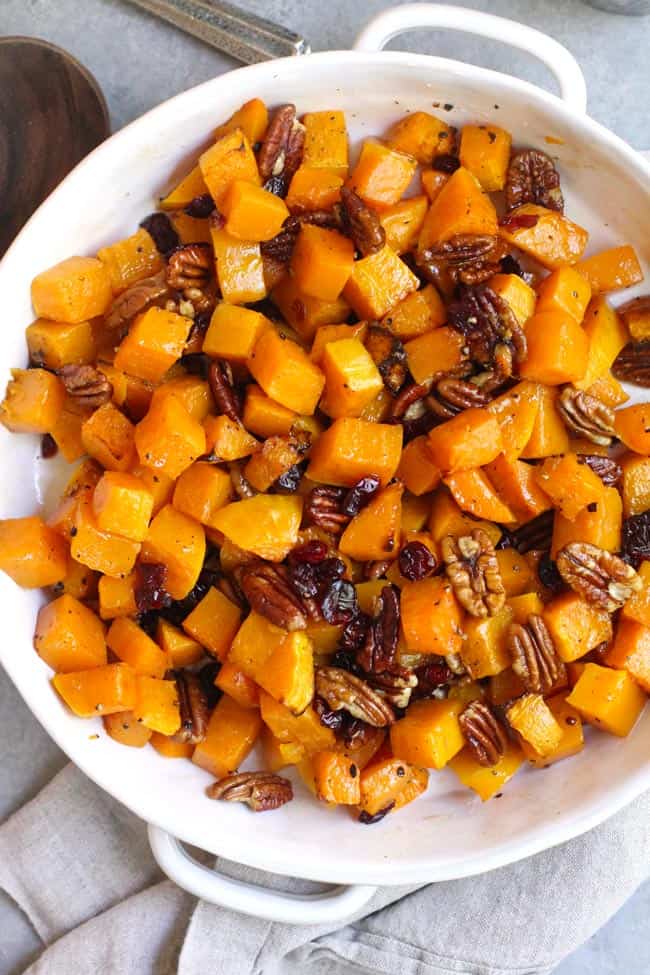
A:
[310, 322, 368, 365]
[259, 691, 335, 753]
[261, 729, 305, 772]
[156, 618, 204, 667]
[574, 296, 628, 391]
[256, 630, 314, 715]
[203, 303, 269, 362]
[210, 226, 266, 305]
[418, 166, 497, 250]
[459, 124, 511, 191]
[135, 396, 206, 480]
[204, 413, 260, 464]
[585, 373, 629, 408]
[247, 327, 325, 416]
[271, 275, 350, 342]
[488, 273, 537, 326]
[306, 417, 402, 487]
[215, 661, 259, 710]
[520, 386, 569, 459]
[53, 663, 136, 718]
[550, 485, 622, 557]
[427, 407, 503, 473]
[382, 284, 446, 340]
[172, 462, 232, 528]
[615, 404, 650, 455]
[141, 504, 205, 600]
[575, 244, 643, 293]
[320, 337, 383, 418]
[311, 751, 360, 805]
[81, 402, 136, 472]
[621, 454, 650, 517]
[71, 503, 141, 577]
[506, 592, 545, 626]
[241, 384, 296, 438]
[605, 619, 650, 693]
[0, 515, 68, 588]
[107, 617, 169, 677]
[285, 166, 344, 212]
[386, 110, 452, 163]
[114, 307, 191, 384]
[497, 549, 535, 598]
[461, 606, 514, 679]
[159, 163, 208, 210]
[535, 266, 591, 323]
[150, 375, 212, 423]
[133, 675, 180, 736]
[98, 572, 137, 620]
[397, 435, 441, 496]
[228, 611, 287, 679]
[50, 407, 87, 462]
[98, 227, 163, 293]
[339, 482, 403, 561]
[404, 326, 466, 385]
[344, 245, 419, 320]
[130, 464, 175, 517]
[193, 693, 262, 775]
[401, 576, 463, 657]
[506, 693, 563, 756]
[449, 740, 524, 800]
[243, 436, 300, 492]
[428, 490, 501, 548]
[150, 734, 194, 758]
[420, 169, 449, 202]
[302, 110, 348, 174]
[356, 755, 411, 813]
[31, 256, 112, 323]
[26, 318, 96, 370]
[543, 592, 612, 662]
[500, 205, 589, 269]
[291, 224, 355, 301]
[168, 210, 212, 246]
[521, 693, 584, 768]
[391, 698, 464, 769]
[566, 663, 647, 736]
[182, 587, 241, 661]
[0, 367, 65, 434]
[213, 98, 268, 145]
[222, 180, 289, 241]
[103, 709, 153, 748]
[444, 468, 516, 523]
[484, 454, 552, 522]
[347, 140, 417, 210]
[380, 195, 429, 254]
[212, 495, 302, 562]
[534, 453, 603, 521]
[54, 558, 97, 601]
[35, 592, 106, 674]
[621, 561, 650, 628]
[521, 311, 589, 384]
[486, 381, 541, 459]
[199, 128, 260, 206]
[92, 472, 154, 542]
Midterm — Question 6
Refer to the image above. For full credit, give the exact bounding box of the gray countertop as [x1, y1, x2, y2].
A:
[0, 1, 648, 972]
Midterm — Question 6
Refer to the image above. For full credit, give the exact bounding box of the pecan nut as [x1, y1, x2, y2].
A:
[315, 667, 395, 727]
[303, 485, 349, 535]
[166, 243, 212, 291]
[508, 614, 565, 695]
[257, 104, 305, 195]
[365, 325, 408, 395]
[619, 295, 650, 341]
[208, 359, 241, 421]
[556, 542, 643, 612]
[390, 380, 433, 420]
[505, 149, 564, 212]
[442, 530, 506, 618]
[339, 187, 386, 256]
[365, 666, 418, 709]
[58, 364, 113, 409]
[207, 771, 293, 811]
[427, 376, 491, 418]
[424, 234, 508, 286]
[557, 387, 615, 446]
[103, 270, 170, 333]
[238, 561, 307, 630]
[612, 342, 650, 387]
[447, 284, 527, 373]
[173, 670, 210, 744]
[501, 510, 554, 554]
[459, 700, 508, 767]
[579, 454, 622, 488]
[356, 584, 400, 673]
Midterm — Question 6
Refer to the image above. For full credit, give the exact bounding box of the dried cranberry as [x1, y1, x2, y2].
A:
[400, 411, 440, 444]
[339, 613, 371, 652]
[314, 696, 345, 731]
[413, 660, 453, 699]
[198, 661, 222, 710]
[264, 174, 288, 197]
[180, 353, 210, 378]
[135, 562, 172, 613]
[358, 802, 395, 824]
[140, 212, 179, 256]
[184, 193, 215, 218]
[431, 153, 460, 174]
[316, 557, 346, 587]
[398, 541, 437, 581]
[622, 510, 650, 568]
[274, 463, 303, 493]
[136, 610, 159, 638]
[40, 433, 58, 459]
[161, 564, 220, 625]
[342, 476, 380, 517]
[330, 649, 359, 673]
[537, 554, 564, 594]
[500, 213, 539, 231]
[321, 580, 358, 625]
[288, 561, 320, 600]
[289, 540, 328, 565]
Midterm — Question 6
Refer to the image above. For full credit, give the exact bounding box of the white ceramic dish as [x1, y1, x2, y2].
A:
[1, 3, 649, 925]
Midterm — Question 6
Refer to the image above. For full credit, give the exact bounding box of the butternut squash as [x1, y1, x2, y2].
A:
[566, 663, 646, 737]
[31, 256, 112, 323]
[0, 516, 68, 588]
[521, 311, 589, 384]
[114, 307, 192, 384]
[212, 495, 302, 562]
[107, 617, 169, 677]
[222, 181, 289, 241]
[182, 587, 242, 660]
[459, 124, 511, 191]
[248, 327, 325, 416]
[427, 408, 503, 473]
[291, 224, 355, 301]
[34, 593, 106, 672]
[339, 481, 403, 561]
[306, 418, 402, 487]
[390, 698, 464, 769]
[133, 675, 181, 736]
[386, 111, 452, 163]
[418, 167, 498, 249]
[26, 318, 96, 371]
[347, 140, 417, 210]
[401, 576, 463, 657]
[215, 662, 260, 709]
[156, 618, 204, 668]
[344, 244, 419, 320]
[81, 402, 136, 472]
[382, 284, 446, 340]
[135, 395, 206, 479]
[141, 504, 205, 600]
[0, 367, 65, 434]
[499, 205, 588, 269]
[543, 592, 612, 662]
[199, 128, 260, 206]
[172, 462, 232, 527]
[93, 472, 154, 542]
[53, 663, 136, 717]
[575, 244, 643, 293]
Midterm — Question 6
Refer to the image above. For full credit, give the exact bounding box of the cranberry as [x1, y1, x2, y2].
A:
[342, 476, 380, 517]
[413, 661, 453, 699]
[321, 580, 358, 625]
[135, 562, 172, 613]
[431, 153, 460, 174]
[538, 554, 564, 594]
[398, 541, 437, 581]
[358, 802, 395, 824]
[289, 540, 328, 565]
[274, 464, 303, 493]
[288, 561, 320, 600]
[314, 696, 345, 731]
[139, 212, 179, 256]
[40, 433, 58, 459]
[184, 193, 215, 218]
[339, 613, 371, 652]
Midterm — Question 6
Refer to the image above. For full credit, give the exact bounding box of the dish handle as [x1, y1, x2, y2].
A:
[353, 3, 587, 113]
[147, 824, 377, 924]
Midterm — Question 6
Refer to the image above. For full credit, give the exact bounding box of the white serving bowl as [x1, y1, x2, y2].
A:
[1, 3, 649, 925]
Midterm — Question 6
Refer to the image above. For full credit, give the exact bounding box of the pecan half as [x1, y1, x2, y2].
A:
[357, 584, 400, 673]
[103, 270, 170, 333]
[557, 387, 615, 446]
[447, 284, 527, 372]
[173, 670, 210, 744]
[505, 149, 564, 212]
[366, 667, 418, 709]
[339, 187, 386, 256]
[315, 667, 395, 727]
[579, 454, 622, 488]
[459, 700, 508, 767]
[556, 542, 643, 611]
[239, 561, 307, 630]
[502, 510, 554, 554]
[508, 615, 565, 695]
[208, 359, 241, 421]
[619, 295, 650, 341]
[442, 530, 506, 618]
[612, 342, 650, 387]
[303, 485, 349, 534]
[58, 364, 112, 409]
[207, 771, 293, 811]
[424, 234, 508, 286]
[390, 380, 433, 420]
[365, 325, 408, 395]
[257, 104, 305, 195]
[427, 375, 491, 418]
[166, 243, 212, 291]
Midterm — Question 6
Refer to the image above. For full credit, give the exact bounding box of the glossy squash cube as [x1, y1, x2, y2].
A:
[0, 367, 65, 434]
[81, 402, 136, 472]
[0, 516, 68, 588]
[247, 327, 325, 416]
[506, 693, 563, 756]
[156, 618, 204, 668]
[461, 606, 514, 679]
[520, 693, 584, 768]
[182, 587, 242, 661]
[53, 663, 136, 718]
[114, 306, 191, 384]
[107, 617, 169, 677]
[141, 504, 205, 600]
[133, 676, 180, 736]
[193, 694, 262, 777]
[34, 593, 107, 672]
[135, 396, 206, 480]
[31, 256, 112, 323]
[566, 663, 647, 737]
[26, 318, 96, 370]
[448, 740, 524, 800]
[172, 462, 232, 528]
[344, 245, 419, 320]
[320, 338, 383, 418]
[390, 698, 464, 770]
[203, 303, 269, 362]
[92, 472, 154, 542]
[543, 592, 612, 663]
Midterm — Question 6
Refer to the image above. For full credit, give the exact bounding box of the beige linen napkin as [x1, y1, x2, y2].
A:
[0, 763, 648, 975]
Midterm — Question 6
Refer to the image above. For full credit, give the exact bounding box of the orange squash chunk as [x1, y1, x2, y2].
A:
[98, 228, 163, 294]
[34, 593, 106, 673]
[428, 490, 501, 548]
[386, 111, 452, 163]
[313, 752, 361, 805]
[256, 630, 314, 715]
[241, 384, 296, 438]
[150, 375, 212, 423]
[150, 734, 194, 758]
[575, 244, 643, 293]
[242, 436, 298, 494]
[248, 327, 325, 416]
[534, 453, 603, 520]
[391, 698, 464, 769]
[420, 169, 449, 202]
[606, 619, 650, 693]
[141, 504, 205, 600]
[114, 307, 192, 384]
[497, 549, 535, 597]
[199, 128, 260, 206]
[271, 275, 350, 342]
[194, 694, 262, 776]
[286, 166, 344, 212]
[462, 606, 514, 678]
[397, 435, 441, 496]
[160, 164, 208, 210]
[615, 404, 650, 455]
[520, 386, 569, 459]
[484, 454, 552, 522]
[535, 266, 591, 323]
[55, 558, 97, 601]
[0, 516, 68, 588]
[310, 322, 368, 364]
[449, 740, 524, 800]
[71, 502, 141, 577]
[356, 755, 411, 813]
[182, 586, 242, 660]
[380, 195, 429, 254]
[53, 663, 136, 718]
[382, 284, 446, 340]
[261, 730, 305, 772]
[344, 244, 419, 320]
[521, 311, 589, 384]
[203, 414, 259, 462]
[107, 617, 169, 677]
[98, 573, 137, 620]
[135, 396, 206, 480]
[500, 205, 588, 269]
[427, 408, 503, 473]
[210, 226, 266, 305]
[486, 381, 541, 458]
[82, 402, 136, 472]
[213, 98, 268, 145]
[259, 691, 335, 753]
[520, 693, 584, 768]
[507, 693, 563, 756]
[307, 418, 402, 487]
[291, 225, 354, 301]
[391, 765, 429, 812]
[340, 482, 403, 561]
[621, 561, 650, 627]
[133, 675, 180, 736]
[404, 326, 466, 385]
[215, 662, 260, 709]
[551, 485, 622, 558]
[50, 407, 86, 462]
[92, 472, 154, 542]
[566, 663, 646, 737]
[212, 495, 302, 562]
[130, 464, 175, 517]
[0, 367, 65, 434]
[347, 140, 417, 210]
[31, 256, 112, 323]
[203, 303, 269, 362]
[543, 592, 612, 662]
[103, 710, 152, 748]
[172, 462, 232, 528]
[228, 611, 286, 679]
[401, 576, 463, 656]
[586, 373, 629, 408]
[26, 318, 96, 371]
[302, 110, 348, 173]
[459, 124, 511, 191]
[488, 273, 537, 326]
[222, 180, 289, 241]
[156, 619, 204, 668]
[574, 296, 628, 391]
[320, 338, 383, 418]
[444, 468, 516, 523]
[418, 167, 497, 249]
[621, 454, 650, 517]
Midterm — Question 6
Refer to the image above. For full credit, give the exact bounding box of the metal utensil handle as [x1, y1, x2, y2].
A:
[125, 0, 310, 63]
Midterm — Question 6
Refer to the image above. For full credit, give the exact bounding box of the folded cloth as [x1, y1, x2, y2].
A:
[0, 763, 648, 975]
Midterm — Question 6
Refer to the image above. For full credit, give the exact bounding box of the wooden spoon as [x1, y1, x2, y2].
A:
[0, 37, 110, 257]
